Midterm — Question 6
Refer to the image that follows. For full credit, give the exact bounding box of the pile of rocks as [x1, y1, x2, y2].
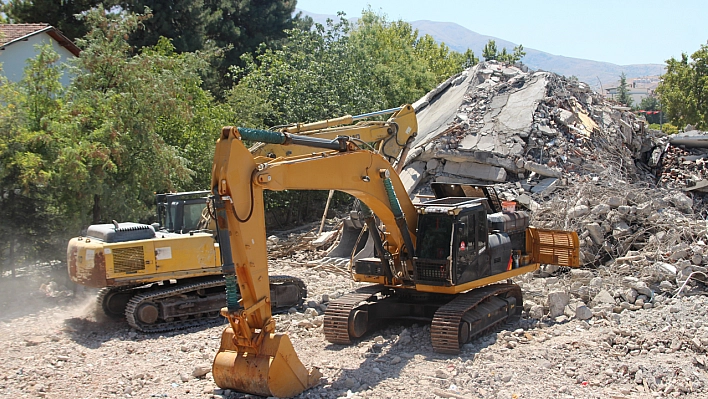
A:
[402, 60, 664, 195]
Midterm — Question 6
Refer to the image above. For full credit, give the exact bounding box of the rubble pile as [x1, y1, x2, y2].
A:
[657, 141, 708, 192]
[403, 60, 665, 195]
[395, 60, 708, 315]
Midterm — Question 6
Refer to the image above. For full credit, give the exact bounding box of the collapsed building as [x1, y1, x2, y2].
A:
[396, 60, 707, 299]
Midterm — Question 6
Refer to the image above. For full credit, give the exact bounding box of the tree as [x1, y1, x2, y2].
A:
[53, 8, 229, 224]
[461, 49, 479, 69]
[0, 45, 66, 274]
[482, 40, 498, 61]
[2, 0, 103, 40]
[231, 14, 384, 126]
[637, 96, 661, 124]
[204, 0, 298, 92]
[656, 42, 708, 130]
[119, 0, 221, 53]
[349, 9, 468, 108]
[483, 40, 525, 64]
[617, 72, 633, 107]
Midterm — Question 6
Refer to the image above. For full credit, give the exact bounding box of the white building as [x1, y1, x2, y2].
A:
[0, 24, 80, 86]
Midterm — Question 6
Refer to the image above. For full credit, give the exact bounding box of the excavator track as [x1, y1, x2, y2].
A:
[97, 286, 136, 318]
[430, 283, 522, 354]
[324, 285, 386, 344]
[122, 275, 307, 333]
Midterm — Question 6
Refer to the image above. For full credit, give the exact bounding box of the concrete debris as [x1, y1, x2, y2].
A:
[403, 63, 707, 298]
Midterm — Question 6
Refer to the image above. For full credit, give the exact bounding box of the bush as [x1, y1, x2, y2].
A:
[648, 123, 678, 135]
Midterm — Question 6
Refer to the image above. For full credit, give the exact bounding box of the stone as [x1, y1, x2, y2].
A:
[589, 277, 603, 288]
[692, 254, 703, 265]
[570, 269, 594, 283]
[524, 161, 562, 178]
[548, 291, 570, 318]
[631, 281, 652, 297]
[591, 203, 611, 215]
[575, 305, 593, 320]
[191, 364, 211, 378]
[179, 373, 190, 382]
[670, 249, 689, 261]
[425, 159, 440, 173]
[399, 161, 427, 193]
[567, 205, 590, 218]
[585, 223, 604, 245]
[442, 161, 507, 182]
[531, 178, 558, 194]
[606, 196, 625, 208]
[593, 289, 616, 305]
[670, 193, 693, 213]
[390, 356, 401, 365]
[622, 288, 638, 304]
[659, 280, 674, 291]
[529, 305, 545, 319]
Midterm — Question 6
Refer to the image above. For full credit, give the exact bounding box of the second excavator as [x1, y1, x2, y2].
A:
[209, 120, 579, 396]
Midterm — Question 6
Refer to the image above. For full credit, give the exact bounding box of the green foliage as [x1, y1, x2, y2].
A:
[349, 9, 470, 108]
[637, 96, 661, 124]
[656, 42, 708, 130]
[482, 40, 498, 61]
[2, 0, 103, 40]
[617, 72, 633, 107]
[0, 47, 66, 272]
[230, 15, 385, 126]
[648, 122, 678, 134]
[482, 40, 525, 64]
[203, 0, 298, 93]
[0, 8, 232, 270]
[118, 0, 221, 53]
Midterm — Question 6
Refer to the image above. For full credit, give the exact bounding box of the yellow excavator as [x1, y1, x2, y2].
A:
[66, 106, 418, 332]
[209, 124, 579, 397]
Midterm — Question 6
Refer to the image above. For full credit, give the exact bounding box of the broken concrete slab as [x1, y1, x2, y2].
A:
[524, 161, 562, 178]
[399, 161, 426, 194]
[531, 178, 558, 194]
[443, 161, 507, 182]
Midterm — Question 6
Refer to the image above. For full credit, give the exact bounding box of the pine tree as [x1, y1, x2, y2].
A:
[482, 40, 498, 61]
[617, 72, 633, 107]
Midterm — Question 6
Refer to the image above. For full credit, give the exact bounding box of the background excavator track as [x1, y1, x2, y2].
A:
[97, 275, 308, 333]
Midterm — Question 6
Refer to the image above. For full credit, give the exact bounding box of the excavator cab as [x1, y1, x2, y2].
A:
[155, 191, 210, 233]
[413, 197, 512, 287]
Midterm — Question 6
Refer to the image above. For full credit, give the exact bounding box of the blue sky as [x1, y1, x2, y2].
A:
[296, 0, 708, 66]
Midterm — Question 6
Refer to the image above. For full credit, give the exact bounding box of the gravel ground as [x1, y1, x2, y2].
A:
[1, 259, 707, 399]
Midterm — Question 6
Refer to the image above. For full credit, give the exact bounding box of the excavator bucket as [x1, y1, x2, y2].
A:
[212, 327, 322, 398]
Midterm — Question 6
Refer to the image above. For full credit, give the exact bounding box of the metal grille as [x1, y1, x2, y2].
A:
[414, 259, 449, 284]
[112, 246, 145, 274]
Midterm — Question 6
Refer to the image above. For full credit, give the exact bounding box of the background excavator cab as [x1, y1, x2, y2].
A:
[155, 190, 211, 233]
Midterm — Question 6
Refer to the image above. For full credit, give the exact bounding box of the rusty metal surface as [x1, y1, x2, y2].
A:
[213, 328, 321, 397]
[67, 239, 109, 288]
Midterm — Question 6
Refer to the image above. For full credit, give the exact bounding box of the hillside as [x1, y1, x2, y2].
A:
[298, 9, 665, 88]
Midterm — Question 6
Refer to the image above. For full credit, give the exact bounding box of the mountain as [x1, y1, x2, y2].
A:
[297, 9, 665, 89]
[409, 20, 664, 89]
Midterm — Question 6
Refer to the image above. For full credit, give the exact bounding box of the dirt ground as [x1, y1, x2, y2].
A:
[0, 261, 707, 399]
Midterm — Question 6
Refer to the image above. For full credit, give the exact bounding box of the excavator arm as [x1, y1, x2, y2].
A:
[249, 104, 417, 169]
[210, 126, 417, 397]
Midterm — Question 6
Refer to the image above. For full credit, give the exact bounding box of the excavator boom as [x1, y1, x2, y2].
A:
[209, 117, 579, 397]
[249, 104, 417, 166]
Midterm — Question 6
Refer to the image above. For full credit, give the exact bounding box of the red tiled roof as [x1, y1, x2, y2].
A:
[0, 23, 51, 46]
[0, 23, 80, 56]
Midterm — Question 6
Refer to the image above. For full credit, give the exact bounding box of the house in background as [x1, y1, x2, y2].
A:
[604, 76, 661, 105]
[0, 24, 80, 86]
